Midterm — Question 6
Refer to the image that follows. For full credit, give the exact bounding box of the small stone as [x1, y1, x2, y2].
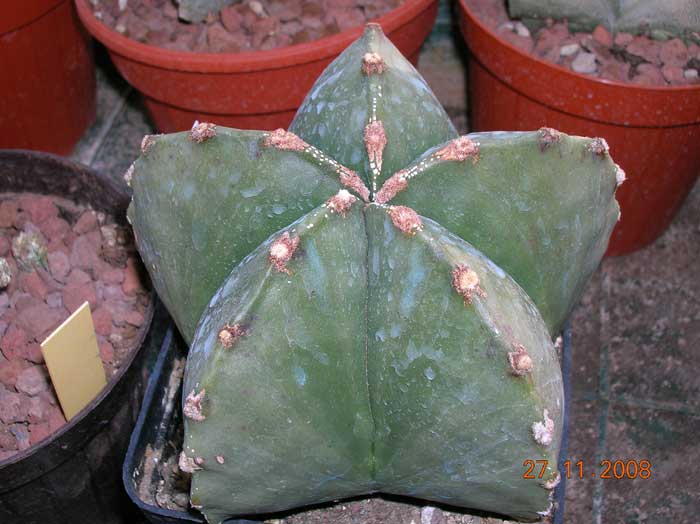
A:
[92, 307, 113, 336]
[67, 268, 91, 285]
[38, 216, 71, 242]
[70, 235, 100, 272]
[102, 267, 124, 285]
[627, 36, 660, 65]
[613, 32, 633, 47]
[73, 211, 99, 234]
[684, 68, 699, 80]
[28, 422, 52, 446]
[513, 21, 530, 38]
[46, 292, 62, 309]
[20, 271, 48, 301]
[632, 63, 665, 86]
[16, 366, 49, 396]
[220, 5, 243, 32]
[24, 343, 44, 364]
[592, 25, 612, 48]
[122, 258, 142, 296]
[0, 200, 19, 228]
[0, 359, 30, 389]
[0, 388, 23, 424]
[27, 396, 46, 423]
[47, 251, 70, 282]
[1, 324, 28, 360]
[659, 38, 688, 68]
[0, 237, 9, 257]
[10, 424, 30, 450]
[661, 65, 685, 84]
[571, 52, 597, 74]
[559, 43, 580, 57]
[20, 303, 64, 340]
[99, 340, 114, 364]
[18, 195, 57, 224]
[63, 281, 98, 312]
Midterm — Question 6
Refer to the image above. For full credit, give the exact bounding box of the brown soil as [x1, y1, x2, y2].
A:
[0, 192, 150, 460]
[90, 0, 403, 53]
[466, 0, 700, 86]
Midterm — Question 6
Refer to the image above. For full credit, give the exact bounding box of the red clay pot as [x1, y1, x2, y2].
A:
[0, 0, 96, 155]
[75, 0, 438, 133]
[457, 0, 700, 256]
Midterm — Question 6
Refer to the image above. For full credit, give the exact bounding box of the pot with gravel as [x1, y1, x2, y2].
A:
[458, 0, 700, 255]
[0, 150, 157, 524]
[74, 0, 438, 132]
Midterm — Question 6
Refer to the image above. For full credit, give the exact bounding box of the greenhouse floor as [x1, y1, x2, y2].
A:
[72, 37, 700, 524]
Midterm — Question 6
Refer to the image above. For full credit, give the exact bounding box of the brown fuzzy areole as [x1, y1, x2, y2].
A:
[189, 121, 217, 143]
[218, 323, 246, 349]
[532, 409, 555, 447]
[141, 134, 156, 153]
[123, 163, 135, 187]
[387, 205, 423, 235]
[364, 120, 387, 172]
[183, 389, 206, 422]
[451, 264, 486, 305]
[543, 472, 561, 490]
[269, 231, 300, 274]
[338, 166, 370, 202]
[263, 129, 308, 151]
[179, 451, 202, 473]
[436, 136, 480, 163]
[508, 343, 534, 376]
[537, 127, 561, 151]
[361, 52, 386, 75]
[587, 137, 609, 156]
[375, 169, 409, 204]
[325, 190, 357, 217]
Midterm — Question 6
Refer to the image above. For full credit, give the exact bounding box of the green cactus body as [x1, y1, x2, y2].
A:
[176, 0, 238, 23]
[128, 24, 621, 524]
[508, 0, 700, 37]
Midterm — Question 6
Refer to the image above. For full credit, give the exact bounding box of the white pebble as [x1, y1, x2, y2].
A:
[684, 68, 699, 79]
[572, 52, 597, 74]
[560, 43, 580, 57]
[514, 21, 531, 37]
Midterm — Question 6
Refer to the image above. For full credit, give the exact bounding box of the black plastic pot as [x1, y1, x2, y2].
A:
[125, 324, 572, 524]
[0, 150, 166, 524]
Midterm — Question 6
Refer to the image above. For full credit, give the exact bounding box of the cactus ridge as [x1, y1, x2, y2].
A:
[127, 24, 622, 524]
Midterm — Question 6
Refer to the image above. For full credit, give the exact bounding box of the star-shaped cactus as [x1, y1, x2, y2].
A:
[127, 24, 621, 524]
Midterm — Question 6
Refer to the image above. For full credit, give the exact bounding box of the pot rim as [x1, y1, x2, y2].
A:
[75, 0, 435, 73]
[0, 149, 155, 471]
[457, 0, 700, 94]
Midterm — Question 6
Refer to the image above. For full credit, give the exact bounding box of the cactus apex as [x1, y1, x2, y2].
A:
[532, 409, 555, 447]
[451, 264, 486, 305]
[361, 52, 386, 75]
[184, 389, 206, 422]
[435, 137, 480, 163]
[325, 189, 357, 217]
[387, 205, 423, 235]
[375, 169, 408, 204]
[587, 137, 609, 156]
[543, 471, 561, 490]
[179, 451, 202, 473]
[508, 343, 534, 376]
[141, 134, 157, 153]
[218, 323, 246, 349]
[269, 231, 300, 274]
[537, 127, 562, 150]
[215, 455, 225, 464]
[338, 166, 370, 202]
[364, 120, 387, 174]
[263, 129, 308, 151]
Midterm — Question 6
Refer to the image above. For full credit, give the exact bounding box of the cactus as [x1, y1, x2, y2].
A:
[176, 0, 239, 23]
[508, 0, 700, 38]
[128, 24, 621, 524]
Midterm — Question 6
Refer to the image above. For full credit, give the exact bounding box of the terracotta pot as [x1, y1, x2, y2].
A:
[0, 0, 96, 155]
[74, 0, 438, 133]
[457, 0, 700, 256]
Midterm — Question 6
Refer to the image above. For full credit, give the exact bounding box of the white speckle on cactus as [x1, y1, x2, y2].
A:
[184, 389, 206, 422]
[532, 409, 555, 447]
[215, 455, 225, 465]
[293, 366, 307, 386]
